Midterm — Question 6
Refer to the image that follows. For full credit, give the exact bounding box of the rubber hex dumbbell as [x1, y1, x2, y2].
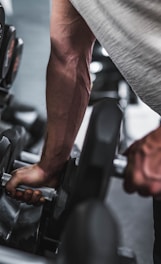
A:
[0, 3, 5, 50]
[1, 37, 24, 89]
[0, 24, 16, 80]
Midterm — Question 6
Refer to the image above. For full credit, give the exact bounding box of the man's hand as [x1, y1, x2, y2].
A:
[5, 164, 60, 205]
[124, 125, 161, 198]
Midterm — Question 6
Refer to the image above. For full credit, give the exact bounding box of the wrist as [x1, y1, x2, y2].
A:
[38, 155, 68, 177]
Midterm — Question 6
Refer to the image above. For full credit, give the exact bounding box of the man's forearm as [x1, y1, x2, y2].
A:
[39, 0, 95, 174]
[40, 48, 92, 173]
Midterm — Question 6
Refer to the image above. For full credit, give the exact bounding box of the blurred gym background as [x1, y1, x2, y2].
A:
[1, 1, 161, 264]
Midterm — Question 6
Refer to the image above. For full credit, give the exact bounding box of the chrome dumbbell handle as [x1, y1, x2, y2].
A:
[113, 155, 127, 178]
[1, 173, 57, 202]
[20, 151, 40, 164]
[2, 155, 127, 201]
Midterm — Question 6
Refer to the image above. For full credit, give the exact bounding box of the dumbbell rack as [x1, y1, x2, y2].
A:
[0, 2, 46, 152]
[0, 21, 23, 107]
[0, 1, 45, 255]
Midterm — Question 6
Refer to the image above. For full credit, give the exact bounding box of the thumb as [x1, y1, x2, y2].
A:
[5, 173, 21, 196]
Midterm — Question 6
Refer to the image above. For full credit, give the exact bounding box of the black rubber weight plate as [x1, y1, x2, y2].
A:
[0, 4, 5, 49]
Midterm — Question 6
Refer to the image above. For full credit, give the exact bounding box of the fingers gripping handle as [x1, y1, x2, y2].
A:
[2, 173, 57, 202]
[1, 155, 127, 202]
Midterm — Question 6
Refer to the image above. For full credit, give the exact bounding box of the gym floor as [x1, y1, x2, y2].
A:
[3, 1, 161, 264]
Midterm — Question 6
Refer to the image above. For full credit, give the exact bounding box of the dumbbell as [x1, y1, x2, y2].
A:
[0, 198, 118, 264]
[0, 98, 124, 254]
[0, 3, 5, 49]
[1, 152, 128, 202]
[0, 98, 137, 263]
[0, 24, 16, 111]
[1, 97, 123, 204]
[0, 24, 16, 81]
[0, 126, 57, 202]
[1, 101, 46, 150]
[0, 202, 136, 264]
[1, 37, 24, 89]
[32, 97, 124, 254]
[0, 6, 11, 110]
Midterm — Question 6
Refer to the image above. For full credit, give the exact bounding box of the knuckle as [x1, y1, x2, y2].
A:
[34, 190, 42, 196]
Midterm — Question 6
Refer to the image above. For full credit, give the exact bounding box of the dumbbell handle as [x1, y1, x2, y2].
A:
[2, 155, 127, 202]
[1, 173, 57, 202]
[113, 155, 127, 178]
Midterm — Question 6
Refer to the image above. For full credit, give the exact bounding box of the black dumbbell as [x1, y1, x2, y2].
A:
[0, 98, 124, 254]
[68, 97, 123, 207]
[0, 24, 16, 80]
[1, 96, 124, 204]
[0, 126, 56, 202]
[1, 37, 24, 89]
[1, 101, 46, 149]
[0, 198, 119, 264]
[33, 97, 123, 254]
[0, 124, 54, 201]
[0, 3, 5, 50]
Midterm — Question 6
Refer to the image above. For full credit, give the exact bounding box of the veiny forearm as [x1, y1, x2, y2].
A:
[39, 0, 95, 174]
[40, 51, 92, 172]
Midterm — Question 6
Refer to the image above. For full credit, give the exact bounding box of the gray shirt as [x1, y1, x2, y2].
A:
[70, 0, 161, 115]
